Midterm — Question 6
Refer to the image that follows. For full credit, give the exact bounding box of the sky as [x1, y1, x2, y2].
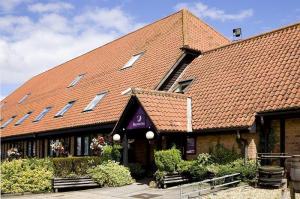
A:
[0, 0, 299, 100]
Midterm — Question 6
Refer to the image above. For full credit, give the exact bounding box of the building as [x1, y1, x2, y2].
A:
[1, 10, 299, 166]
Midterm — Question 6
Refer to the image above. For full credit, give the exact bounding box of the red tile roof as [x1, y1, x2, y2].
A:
[0, 10, 228, 138]
[179, 22, 300, 130]
[129, 88, 189, 132]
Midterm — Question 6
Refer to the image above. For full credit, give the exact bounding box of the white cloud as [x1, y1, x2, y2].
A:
[0, 5, 143, 85]
[28, 2, 74, 13]
[175, 2, 253, 22]
[0, 0, 28, 12]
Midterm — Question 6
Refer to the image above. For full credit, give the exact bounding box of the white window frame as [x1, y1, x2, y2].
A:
[15, 112, 32, 126]
[18, 93, 30, 104]
[68, 74, 84, 88]
[83, 92, 107, 112]
[0, 116, 16, 129]
[55, 101, 75, 117]
[33, 107, 51, 122]
[122, 52, 144, 69]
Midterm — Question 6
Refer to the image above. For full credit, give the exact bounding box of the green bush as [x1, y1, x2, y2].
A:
[177, 160, 195, 176]
[216, 159, 257, 181]
[128, 163, 146, 179]
[209, 143, 240, 164]
[196, 153, 212, 166]
[102, 144, 122, 163]
[0, 158, 54, 194]
[154, 147, 181, 172]
[88, 160, 134, 187]
[52, 156, 101, 177]
[154, 170, 167, 185]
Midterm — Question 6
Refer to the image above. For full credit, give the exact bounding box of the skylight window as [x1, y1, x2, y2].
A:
[55, 101, 75, 117]
[18, 93, 30, 104]
[122, 52, 144, 69]
[0, 116, 16, 129]
[68, 74, 84, 88]
[174, 79, 193, 93]
[83, 92, 106, 112]
[33, 107, 51, 122]
[15, 112, 32, 126]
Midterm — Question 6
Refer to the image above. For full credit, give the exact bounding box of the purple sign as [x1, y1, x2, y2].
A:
[126, 107, 151, 129]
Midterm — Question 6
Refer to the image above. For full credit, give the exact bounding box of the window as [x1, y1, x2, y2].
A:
[33, 107, 51, 122]
[18, 93, 30, 104]
[186, 137, 196, 155]
[15, 112, 32, 126]
[27, 141, 35, 157]
[0, 116, 16, 129]
[83, 93, 106, 112]
[55, 101, 75, 117]
[76, 137, 82, 156]
[68, 74, 84, 88]
[174, 79, 193, 93]
[122, 52, 144, 69]
[84, 136, 89, 156]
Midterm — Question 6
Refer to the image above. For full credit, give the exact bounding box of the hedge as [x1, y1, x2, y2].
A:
[51, 156, 101, 177]
[0, 158, 54, 194]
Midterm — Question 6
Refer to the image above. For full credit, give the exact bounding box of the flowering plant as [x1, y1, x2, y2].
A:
[7, 147, 21, 159]
[90, 136, 106, 154]
[50, 140, 64, 154]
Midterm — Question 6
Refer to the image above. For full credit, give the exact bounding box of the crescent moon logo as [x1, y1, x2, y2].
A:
[137, 115, 142, 122]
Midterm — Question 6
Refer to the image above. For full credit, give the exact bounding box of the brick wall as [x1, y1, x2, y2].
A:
[285, 118, 300, 155]
[186, 132, 259, 160]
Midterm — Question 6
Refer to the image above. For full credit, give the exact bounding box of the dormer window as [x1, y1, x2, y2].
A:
[0, 115, 16, 129]
[18, 93, 30, 104]
[68, 74, 84, 88]
[83, 92, 106, 112]
[122, 52, 144, 69]
[15, 112, 32, 126]
[33, 107, 51, 122]
[174, 79, 193, 93]
[55, 101, 75, 117]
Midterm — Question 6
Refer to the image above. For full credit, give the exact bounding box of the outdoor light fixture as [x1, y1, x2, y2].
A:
[146, 131, 154, 140]
[113, 134, 121, 141]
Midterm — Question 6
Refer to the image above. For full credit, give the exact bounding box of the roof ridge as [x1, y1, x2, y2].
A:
[203, 22, 300, 55]
[182, 9, 187, 46]
[183, 9, 230, 45]
[130, 88, 188, 99]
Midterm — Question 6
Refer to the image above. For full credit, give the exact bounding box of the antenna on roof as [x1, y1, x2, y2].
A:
[232, 28, 242, 41]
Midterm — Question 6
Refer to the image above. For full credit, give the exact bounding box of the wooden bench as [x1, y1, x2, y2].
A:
[158, 174, 189, 188]
[53, 176, 99, 192]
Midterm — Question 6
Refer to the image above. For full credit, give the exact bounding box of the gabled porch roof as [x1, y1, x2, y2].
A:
[113, 88, 191, 133]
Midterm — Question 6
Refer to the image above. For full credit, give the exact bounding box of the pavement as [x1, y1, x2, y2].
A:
[2, 182, 181, 199]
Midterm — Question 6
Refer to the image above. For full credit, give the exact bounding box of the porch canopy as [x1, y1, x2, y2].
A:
[112, 88, 192, 165]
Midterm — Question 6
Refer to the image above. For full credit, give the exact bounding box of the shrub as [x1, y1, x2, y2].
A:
[0, 158, 54, 194]
[196, 153, 212, 166]
[189, 164, 209, 180]
[216, 159, 257, 181]
[102, 144, 122, 163]
[88, 160, 134, 187]
[128, 163, 146, 179]
[177, 160, 195, 176]
[209, 143, 240, 164]
[154, 170, 167, 185]
[52, 156, 101, 177]
[154, 147, 181, 172]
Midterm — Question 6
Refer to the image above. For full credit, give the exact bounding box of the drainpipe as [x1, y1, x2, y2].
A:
[236, 130, 248, 164]
[187, 97, 192, 133]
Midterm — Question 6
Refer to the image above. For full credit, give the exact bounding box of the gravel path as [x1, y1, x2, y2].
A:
[202, 185, 300, 199]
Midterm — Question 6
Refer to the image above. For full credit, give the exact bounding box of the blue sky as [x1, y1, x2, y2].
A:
[0, 0, 299, 100]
